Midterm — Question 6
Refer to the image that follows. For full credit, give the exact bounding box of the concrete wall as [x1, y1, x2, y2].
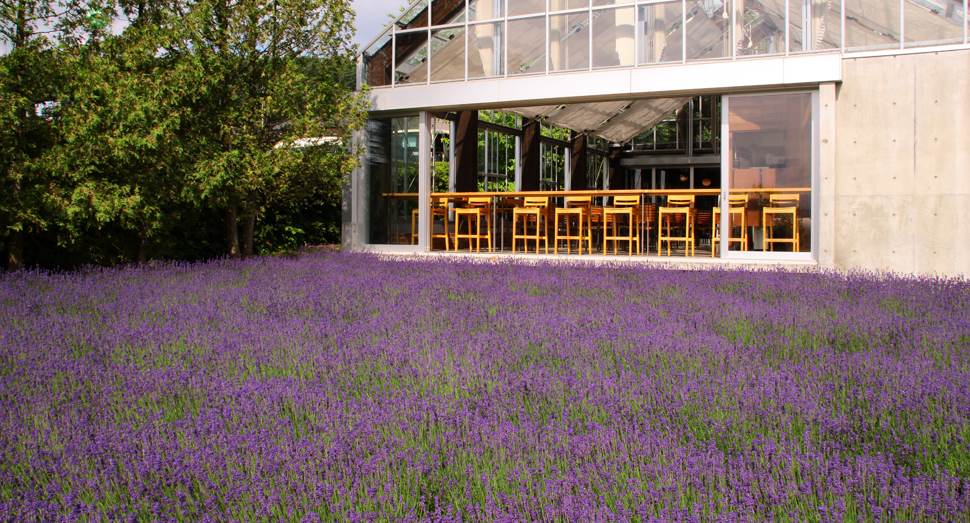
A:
[834, 49, 970, 277]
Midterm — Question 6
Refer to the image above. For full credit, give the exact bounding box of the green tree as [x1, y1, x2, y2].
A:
[174, 0, 367, 258]
[0, 0, 65, 270]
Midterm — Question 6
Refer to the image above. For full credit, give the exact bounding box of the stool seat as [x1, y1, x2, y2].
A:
[454, 197, 492, 252]
[412, 205, 450, 251]
[512, 197, 550, 254]
[603, 195, 641, 255]
[712, 194, 748, 257]
[763, 193, 799, 252]
[554, 196, 593, 255]
[658, 195, 696, 256]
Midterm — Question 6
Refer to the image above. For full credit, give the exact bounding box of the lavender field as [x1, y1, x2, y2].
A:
[1, 252, 969, 522]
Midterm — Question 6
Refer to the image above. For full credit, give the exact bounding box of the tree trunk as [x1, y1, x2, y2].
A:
[226, 196, 241, 259]
[7, 230, 23, 272]
[241, 190, 256, 258]
[136, 232, 148, 264]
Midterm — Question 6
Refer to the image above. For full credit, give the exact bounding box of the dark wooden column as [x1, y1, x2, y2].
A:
[454, 110, 479, 192]
[569, 131, 588, 190]
[607, 147, 624, 190]
[520, 117, 542, 191]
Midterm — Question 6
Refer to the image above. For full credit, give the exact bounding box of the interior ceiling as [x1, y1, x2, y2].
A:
[500, 97, 691, 144]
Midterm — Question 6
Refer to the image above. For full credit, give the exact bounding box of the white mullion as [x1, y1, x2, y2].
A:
[588, 2, 593, 71]
[719, 95, 729, 258]
[784, 0, 789, 55]
[682, 0, 687, 63]
[427, 3, 432, 85]
[546, 6, 551, 73]
[732, 0, 737, 59]
[899, 0, 905, 49]
[840, 0, 845, 49]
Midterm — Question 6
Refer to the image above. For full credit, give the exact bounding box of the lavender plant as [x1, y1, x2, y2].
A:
[1, 253, 968, 522]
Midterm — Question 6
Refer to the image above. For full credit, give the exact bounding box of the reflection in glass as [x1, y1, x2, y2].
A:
[904, 0, 964, 46]
[394, 31, 429, 84]
[508, 0, 546, 17]
[684, 0, 732, 60]
[789, 0, 841, 52]
[844, 0, 901, 49]
[468, 0, 503, 21]
[593, 0, 634, 5]
[728, 93, 812, 253]
[432, 0, 466, 26]
[430, 26, 466, 82]
[592, 6, 635, 68]
[508, 17, 547, 74]
[468, 22, 503, 78]
[639, 1, 684, 63]
[736, 0, 786, 55]
[363, 30, 393, 87]
[550, 13, 591, 71]
[550, 0, 590, 11]
[364, 117, 420, 245]
[398, 0, 429, 29]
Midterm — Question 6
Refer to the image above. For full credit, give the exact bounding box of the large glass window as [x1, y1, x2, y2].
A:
[430, 26, 466, 82]
[725, 93, 814, 256]
[508, 17, 547, 74]
[400, 0, 429, 28]
[736, 0, 787, 56]
[469, 22, 504, 78]
[685, 0, 732, 60]
[468, 0, 503, 21]
[550, 12, 591, 71]
[363, 30, 393, 87]
[903, 0, 964, 46]
[363, 117, 420, 245]
[551, 0, 591, 11]
[394, 30, 429, 85]
[789, 0, 841, 51]
[592, 6, 636, 68]
[508, 0, 546, 17]
[844, 0, 901, 49]
[639, 1, 684, 63]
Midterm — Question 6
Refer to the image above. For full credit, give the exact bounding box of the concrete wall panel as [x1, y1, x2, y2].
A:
[914, 194, 970, 277]
[834, 195, 916, 272]
[835, 56, 916, 198]
[835, 48, 970, 277]
[914, 52, 970, 197]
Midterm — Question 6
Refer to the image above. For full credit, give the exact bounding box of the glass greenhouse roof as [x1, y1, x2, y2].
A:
[361, 0, 967, 89]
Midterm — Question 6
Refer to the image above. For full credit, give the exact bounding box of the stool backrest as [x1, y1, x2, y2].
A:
[613, 195, 640, 207]
[769, 193, 799, 207]
[524, 197, 548, 208]
[666, 195, 695, 207]
[728, 194, 749, 207]
[466, 197, 491, 208]
[566, 196, 592, 209]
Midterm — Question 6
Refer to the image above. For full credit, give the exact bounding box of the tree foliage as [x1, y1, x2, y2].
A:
[0, 0, 366, 270]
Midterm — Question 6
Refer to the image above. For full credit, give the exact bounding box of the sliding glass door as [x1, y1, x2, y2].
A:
[720, 91, 818, 260]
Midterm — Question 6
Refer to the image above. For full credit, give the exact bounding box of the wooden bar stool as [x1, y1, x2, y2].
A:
[712, 194, 749, 257]
[763, 193, 800, 252]
[603, 195, 641, 255]
[410, 204, 450, 251]
[554, 196, 592, 255]
[658, 195, 696, 256]
[512, 197, 550, 254]
[454, 197, 492, 252]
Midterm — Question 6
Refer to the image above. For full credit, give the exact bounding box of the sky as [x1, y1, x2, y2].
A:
[0, 0, 410, 55]
[351, 0, 408, 50]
